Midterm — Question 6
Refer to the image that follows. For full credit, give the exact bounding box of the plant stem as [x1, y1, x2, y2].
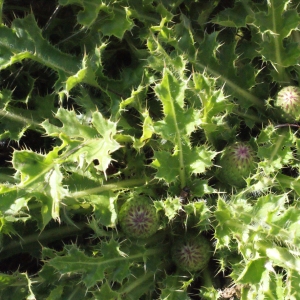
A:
[1, 222, 88, 259]
[0, 109, 42, 132]
[119, 271, 155, 295]
[201, 268, 214, 288]
[0, 0, 3, 24]
[69, 177, 149, 198]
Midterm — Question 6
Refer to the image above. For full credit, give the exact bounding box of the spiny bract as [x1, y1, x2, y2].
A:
[275, 86, 300, 121]
[216, 142, 256, 188]
[119, 197, 160, 239]
[171, 233, 211, 272]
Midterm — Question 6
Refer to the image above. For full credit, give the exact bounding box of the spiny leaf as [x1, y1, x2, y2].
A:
[92, 282, 120, 299]
[194, 31, 261, 109]
[0, 14, 104, 98]
[0, 14, 79, 73]
[59, 0, 104, 27]
[158, 197, 181, 221]
[151, 144, 216, 183]
[0, 185, 28, 219]
[42, 108, 120, 174]
[236, 258, 266, 284]
[276, 173, 300, 196]
[286, 270, 300, 299]
[49, 242, 125, 287]
[154, 68, 189, 143]
[212, 1, 254, 28]
[59, 0, 134, 38]
[254, 0, 300, 68]
[13, 150, 49, 181]
[160, 274, 191, 300]
[257, 127, 295, 174]
[0, 272, 35, 299]
[99, 6, 134, 39]
[89, 191, 118, 227]
[48, 241, 160, 288]
[256, 240, 300, 273]
[12, 147, 66, 223]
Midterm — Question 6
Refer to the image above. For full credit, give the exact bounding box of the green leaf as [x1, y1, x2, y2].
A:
[152, 144, 216, 183]
[286, 270, 300, 299]
[160, 274, 191, 300]
[132, 110, 154, 150]
[276, 173, 300, 196]
[65, 55, 99, 94]
[99, 6, 134, 39]
[0, 14, 79, 73]
[13, 150, 49, 180]
[154, 68, 191, 143]
[0, 14, 107, 97]
[237, 258, 266, 284]
[49, 242, 161, 288]
[214, 198, 236, 248]
[253, 194, 286, 221]
[257, 127, 295, 174]
[254, 0, 300, 81]
[92, 282, 120, 299]
[100, 239, 130, 282]
[0, 89, 51, 141]
[194, 31, 262, 109]
[256, 240, 300, 273]
[0, 272, 34, 299]
[159, 197, 181, 221]
[42, 108, 120, 174]
[11, 147, 67, 224]
[212, 1, 253, 28]
[118, 267, 156, 300]
[151, 150, 179, 183]
[59, 0, 103, 27]
[48, 244, 114, 288]
[44, 165, 66, 222]
[89, 191, 118, 227]
[46, 286, 63, 300]
[152, 68, 216, 185]
[59, 0, 134, 37]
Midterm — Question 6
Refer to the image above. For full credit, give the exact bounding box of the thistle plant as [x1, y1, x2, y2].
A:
[0, 0, 300, 299]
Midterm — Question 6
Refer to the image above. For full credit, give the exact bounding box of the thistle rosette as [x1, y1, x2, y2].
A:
[275, 86, 300, 121]
[119, 197, 160, 239]
[216, 142, 256, 188]
[171, 233, 211, 272]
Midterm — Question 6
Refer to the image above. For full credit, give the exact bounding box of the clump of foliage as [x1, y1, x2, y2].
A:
[0, 0, 300, 299]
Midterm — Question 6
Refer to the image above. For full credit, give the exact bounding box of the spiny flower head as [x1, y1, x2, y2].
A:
[275, 86, 300, 120]
[171, 233, 211, 272]
[119, 197, 160, 239]
[216, 142, 256, 188]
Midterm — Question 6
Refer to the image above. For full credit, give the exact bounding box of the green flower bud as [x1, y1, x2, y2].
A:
[216, 142, 256, 188]
[171, 233, 211, 272]
[119, 198, 160, 239]
[275, 86, 300, 121]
